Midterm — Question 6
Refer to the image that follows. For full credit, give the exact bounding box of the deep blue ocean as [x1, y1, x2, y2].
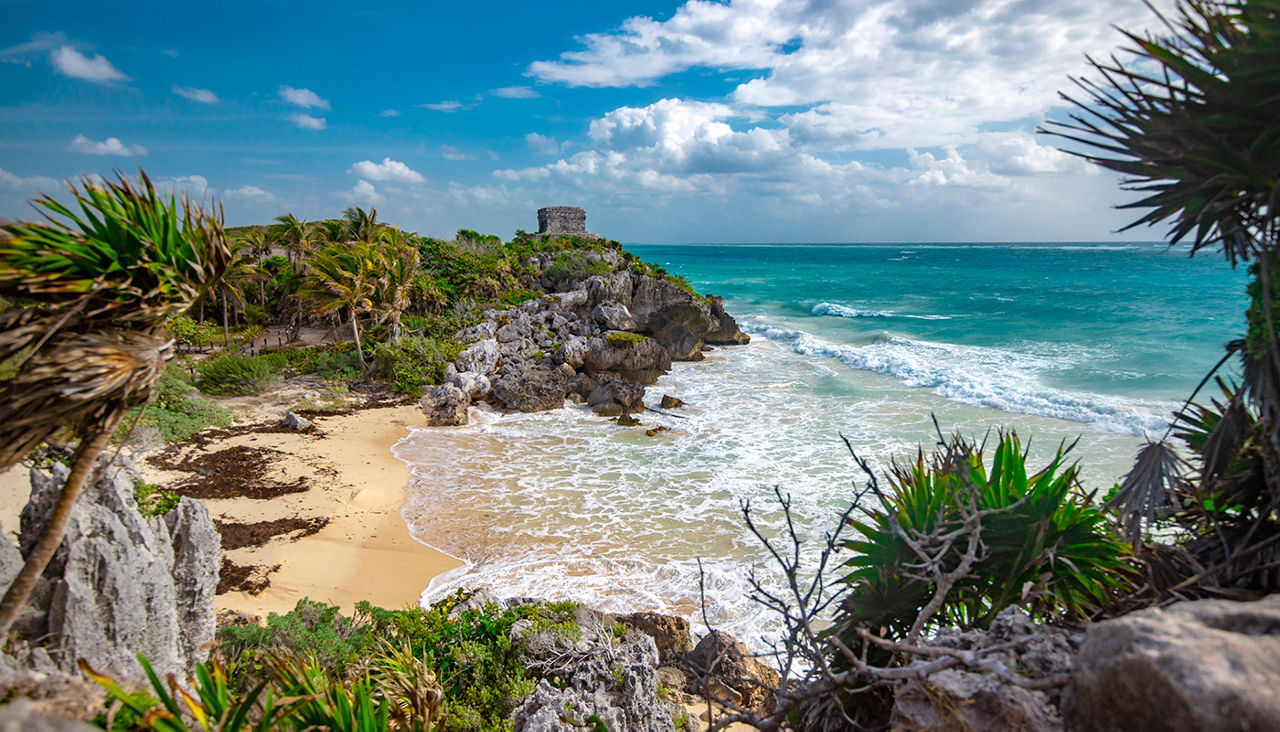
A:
[401, 242, 1250, 647]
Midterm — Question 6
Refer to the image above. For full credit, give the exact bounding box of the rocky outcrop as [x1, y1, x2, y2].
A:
[618, 611, 694, 665]
[891, 608, 1076, 732]
[14, 458, 220, 679]
[588, 373, 646, 416]
[1065, 595, 1280, 732]
[435, 244, 746, 427]
[685, 630, 779, 716]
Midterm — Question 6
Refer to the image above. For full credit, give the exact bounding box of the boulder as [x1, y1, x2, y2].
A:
[555, 335, 591, 369]
[660, 395, 686, 409]
[704, 296, 750, 346]
[18, 458, 220, 679]
[618, 611, 694, 665]
[419, 384, 470, 426]
[1065, 595, 1280, 732]
[454, 339, 501, 376]
[490, 364, 570, 412]
[628, 276, 748, 358]
[588, 374, 646, 417]
[283, 411, 311, 431]
[448, 371, 492, 400]
[685, 630, 779, 716]
[592, 301, 637, 331]
[0, 698, 99, 731]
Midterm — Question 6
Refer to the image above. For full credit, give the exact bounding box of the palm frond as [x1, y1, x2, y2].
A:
[1106, 440, 1189, 545]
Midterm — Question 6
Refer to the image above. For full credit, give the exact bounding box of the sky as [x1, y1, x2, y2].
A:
[0, 0, 1174, 244]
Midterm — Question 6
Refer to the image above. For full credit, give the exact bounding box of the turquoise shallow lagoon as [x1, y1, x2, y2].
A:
[398, 242, 1248, 647]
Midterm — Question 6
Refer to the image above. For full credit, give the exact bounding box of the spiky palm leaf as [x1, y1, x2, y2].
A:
[1043, 0, 1280, 262]
[1105, 441, 1189, 545]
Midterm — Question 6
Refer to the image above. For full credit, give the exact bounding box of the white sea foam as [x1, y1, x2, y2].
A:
[811, 302, 955, 321]
[750, 323, 1175, 437]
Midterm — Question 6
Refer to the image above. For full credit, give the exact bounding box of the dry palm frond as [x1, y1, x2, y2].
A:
[1106, 440, 1189, 545]
[0, 329, 170, 469]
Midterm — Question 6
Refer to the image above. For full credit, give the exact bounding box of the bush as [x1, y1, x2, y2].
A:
[133, 482, 180, 518]
[196, 352, 288, 396]
[119, 363, 231, 442]
[168, 314, 220, 347]
[372, 336, 461, 397]
[273, 344, 363, 382]
[838, 430, 1131, 641]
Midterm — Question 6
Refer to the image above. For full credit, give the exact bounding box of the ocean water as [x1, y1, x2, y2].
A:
[395, 242, 1248, 648]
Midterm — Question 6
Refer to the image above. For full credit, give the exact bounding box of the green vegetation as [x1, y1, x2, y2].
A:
[201, 593, 580, 732]
[132, 481, 181, 518]
[195, 353, 288, 397]
[372, 337, 461, 398]
[605, 332, 649, 347]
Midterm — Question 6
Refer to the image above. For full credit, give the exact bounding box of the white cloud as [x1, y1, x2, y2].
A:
[288, 114, 326, 130]
[0, 32, 66, 66]
[440, 146, 475, 161]
[158, 175, 211, 199]
[0, 167, 58, 192]
[349, 157, 425, 184]
[418, 100, 465, 112]
[378, 108, 401, 117]
[491, 86, 540, 99]
[278, 86, 330, 110]
[525, 133, 563, 155]
[349, 179, 384, 205]
[224, 185, 275, 201]
[68, 134, 146, 156]
[49, 45, 129, 83]
[173, 85, 219, 104]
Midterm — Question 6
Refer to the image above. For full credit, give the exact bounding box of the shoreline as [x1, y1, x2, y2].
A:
[0, 404, 462, 620]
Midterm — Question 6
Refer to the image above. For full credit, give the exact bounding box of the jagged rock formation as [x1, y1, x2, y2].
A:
[686, 630, 780, 716]
[11, 457, 220, 679]
[1066, 595, 1280, 731]
[422, 248, 747, 426]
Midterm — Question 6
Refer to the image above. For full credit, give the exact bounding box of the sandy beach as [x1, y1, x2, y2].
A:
[0, 404, 461, 620]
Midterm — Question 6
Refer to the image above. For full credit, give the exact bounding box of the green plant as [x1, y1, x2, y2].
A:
[122, 363, 231, 442]
[217, 599, 373, 675]
[605, 332, 648, 346]
[169, 316, 221, 347]
[838, 430, 1131, 642]
[195, 353, 287, 396]
[372, 337, 461, 397]
[134, 481, 180, 518]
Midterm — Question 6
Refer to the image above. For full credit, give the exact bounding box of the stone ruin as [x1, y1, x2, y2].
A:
[537, 206, 596, 238]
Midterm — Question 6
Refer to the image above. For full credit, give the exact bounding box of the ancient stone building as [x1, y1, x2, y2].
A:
[537, 206, 588, 235]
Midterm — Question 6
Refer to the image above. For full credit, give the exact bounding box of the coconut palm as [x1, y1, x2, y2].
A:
[372, 228, 421, 344]
[214, 240, 257, 347]
[298, 240, 378, 368]
[340, 205, 383, 243]
[271, 213, 313, 276]
[1045, 0, 1280, 592]
[0, 171, 229, 637]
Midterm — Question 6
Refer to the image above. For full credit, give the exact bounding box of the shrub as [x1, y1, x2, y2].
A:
[119, 364, 231, 442]
[273, 344, 363, 382]
[837, 430, 1131, 641]
[196, 352, 288, 396]
[133, 482, 180, 518]
[605, 332, 648, 346]
[217, 598, 373, 674]
[372, 337, 461, 397]
[168, 314, 220, 347]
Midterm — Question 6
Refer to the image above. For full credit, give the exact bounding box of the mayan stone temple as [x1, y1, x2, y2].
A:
[537, 206, 597, 238]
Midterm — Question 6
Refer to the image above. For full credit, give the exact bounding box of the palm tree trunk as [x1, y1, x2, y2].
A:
[351, 309, 364, 368]
[221, 296, 230, 348]
[0, 425, 111, 639]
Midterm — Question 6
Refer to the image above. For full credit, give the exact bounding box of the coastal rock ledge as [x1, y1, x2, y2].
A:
[423, 247, 747, 426]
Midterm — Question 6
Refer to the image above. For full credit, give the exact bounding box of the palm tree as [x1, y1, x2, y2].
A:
[214, 240, 255, 347]
[271, 213, 312, 276]
[340, 205, 383, 243]
[1044, 0, 1280, 592]
[0, 171, 229, 637]
[372, 228, 421, 344]
[298, 240, 377, 368]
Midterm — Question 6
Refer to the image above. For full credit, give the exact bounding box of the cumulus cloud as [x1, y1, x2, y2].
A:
[68, 134, 146, 156]
[440, 146, 475, 161]
[349, 157, 425, 183]
[491, 86, 540, 99]
[525, 133, 562, 155]
[278, 86, 330, 110]
[223, 185, 275, 201]
[49, 45, 129, 83]
[378, 108, 401, 117]
[349, 179, 384, 205]
[0, 32, 66, 66]
[0, 167, 58, 191]
[288, 114, 326, 130]
[157, 175, 211, 199]
[173, 85, 219, 103]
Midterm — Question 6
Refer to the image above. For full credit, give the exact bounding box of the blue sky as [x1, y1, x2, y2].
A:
[0, 0, 1172, 243]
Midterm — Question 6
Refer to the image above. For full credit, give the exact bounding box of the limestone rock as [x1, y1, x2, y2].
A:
[618, 611, 694, 665]
[1066, 595, 1280, 732]
[555, 335, 591, 369]
[283, 411, 311, 430]
[660, 395, 686, 409]
[588, 374, 646, 417]
[419, 384, 470, 426]
[592, 301, 637, 331]
[490, 365, 569, 412]
[0, 698, 99, 732]
[686, 630, 779, 716]
[448, 371, 492, 400]
[894, 669, 1063, 732]
[0, 521, 22, 597]
[18, 458, 220, 679]
[455, 338, 501, 376]
[582, 334, 672, 384]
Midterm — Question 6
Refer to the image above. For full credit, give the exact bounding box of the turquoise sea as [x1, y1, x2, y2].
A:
[396, 242, 1249, 647]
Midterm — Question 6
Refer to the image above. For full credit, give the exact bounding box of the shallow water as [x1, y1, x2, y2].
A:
[395, 242, 1248, 648]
